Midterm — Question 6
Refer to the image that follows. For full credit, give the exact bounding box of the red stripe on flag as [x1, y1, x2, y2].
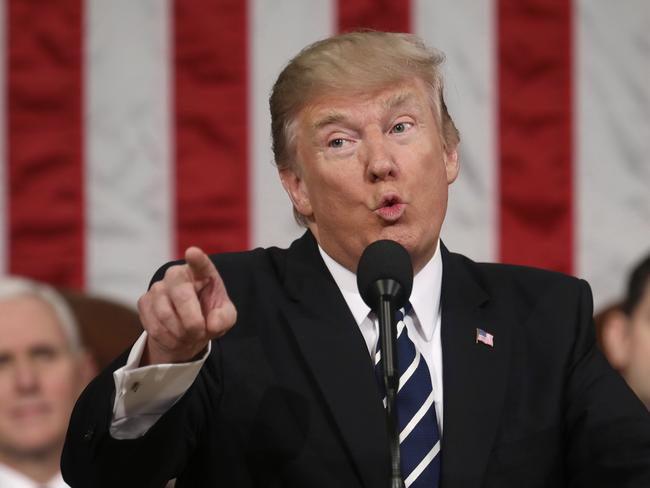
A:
[498, 0, 573, 274]
[338, 0, 411, 33]
[7, 0, 85, 287]
[174, 0, 248, 256]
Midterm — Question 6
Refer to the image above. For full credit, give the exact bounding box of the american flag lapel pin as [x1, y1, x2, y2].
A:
[476, 328, 494, 347]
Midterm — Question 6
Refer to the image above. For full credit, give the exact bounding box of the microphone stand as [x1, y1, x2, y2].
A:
[356, 240, 412, 488]
[378, 294, 405, 488]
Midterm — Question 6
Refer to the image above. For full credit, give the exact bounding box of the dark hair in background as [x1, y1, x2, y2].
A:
[623, 254, 650, 316]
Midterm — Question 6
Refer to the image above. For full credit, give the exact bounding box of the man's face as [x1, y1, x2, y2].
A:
[281, 78, 459, 272]
[0, 295, 89, 457]
[625, 283, 650, 409]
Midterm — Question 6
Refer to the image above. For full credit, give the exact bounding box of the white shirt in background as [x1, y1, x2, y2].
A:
[0, 463, 68, 488]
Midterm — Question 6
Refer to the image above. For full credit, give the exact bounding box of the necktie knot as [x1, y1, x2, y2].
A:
[394, 303, 413, 323]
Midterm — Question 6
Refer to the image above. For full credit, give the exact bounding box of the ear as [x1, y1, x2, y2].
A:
[444, 144, 459, 184]
[601, 311, 630, 371]
[280, 167, 313, 219]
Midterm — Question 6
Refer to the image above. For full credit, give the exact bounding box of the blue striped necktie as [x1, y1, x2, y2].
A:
[375, 306, 441, 488]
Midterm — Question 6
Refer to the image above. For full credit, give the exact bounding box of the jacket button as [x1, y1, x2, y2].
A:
[83, 428, 94, 441]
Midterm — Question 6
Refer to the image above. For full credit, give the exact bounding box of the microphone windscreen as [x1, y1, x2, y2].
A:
[356, 240, 413, 310]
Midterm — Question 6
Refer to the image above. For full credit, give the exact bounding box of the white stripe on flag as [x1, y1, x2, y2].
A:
[414, 0, 497, 262]
[0, 0, 6, 275]
[249, 0, 335, 249]
[85, 0, 173, 305]
[576, 0, 650, 309]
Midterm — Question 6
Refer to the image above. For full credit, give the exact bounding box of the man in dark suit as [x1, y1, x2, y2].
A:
[62, 31, 650, 487]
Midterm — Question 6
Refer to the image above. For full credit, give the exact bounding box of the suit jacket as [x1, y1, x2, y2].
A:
[62, 231, 650, 488]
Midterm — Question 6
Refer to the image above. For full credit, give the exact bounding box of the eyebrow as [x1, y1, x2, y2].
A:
[382, 91, 418, 111]
[311, 91, 420, 132]
[312, 112, 347, 131]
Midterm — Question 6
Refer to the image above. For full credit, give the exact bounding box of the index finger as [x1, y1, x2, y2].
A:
[185, 246, 217, 283]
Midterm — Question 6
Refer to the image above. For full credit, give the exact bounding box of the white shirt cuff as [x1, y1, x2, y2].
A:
[110, 332, 210, 439]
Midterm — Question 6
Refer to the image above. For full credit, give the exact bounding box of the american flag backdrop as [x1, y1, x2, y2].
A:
[0, 0, 648, 311]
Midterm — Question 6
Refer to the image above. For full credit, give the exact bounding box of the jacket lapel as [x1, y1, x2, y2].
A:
[281, 232, 390, 488]
[439, 244, 511, 488]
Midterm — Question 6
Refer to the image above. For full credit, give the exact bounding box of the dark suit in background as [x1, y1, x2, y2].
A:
[62, 231, 650, 488]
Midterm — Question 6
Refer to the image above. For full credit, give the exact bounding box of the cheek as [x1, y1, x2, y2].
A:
[0, 380, 15, 415]
[415, 165, 448, 206]
[0, 375, 11, 394]
[311, 171, 363, 209]
[411, 143, 447, 179]
[42, 361, 82, 407]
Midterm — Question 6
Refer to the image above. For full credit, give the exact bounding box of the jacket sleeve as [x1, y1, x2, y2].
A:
[61, 343, 223, 488]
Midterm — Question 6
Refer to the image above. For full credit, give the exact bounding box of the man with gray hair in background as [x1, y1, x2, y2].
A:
[0, 278, 95, 487]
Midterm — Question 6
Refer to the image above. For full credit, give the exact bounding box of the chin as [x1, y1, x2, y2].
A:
[378, 226, 438, 265]
[376, 227, 418, 250]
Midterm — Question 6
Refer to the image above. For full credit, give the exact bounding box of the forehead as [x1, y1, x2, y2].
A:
[300, 78, 432, 129]
[0, 295, 67, 351]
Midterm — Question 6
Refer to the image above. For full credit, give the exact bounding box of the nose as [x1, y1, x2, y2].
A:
[364, 130, 397, 182]
[13, 359, 39, 393]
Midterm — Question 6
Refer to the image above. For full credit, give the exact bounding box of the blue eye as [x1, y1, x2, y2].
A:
[328, 138, 345, 148]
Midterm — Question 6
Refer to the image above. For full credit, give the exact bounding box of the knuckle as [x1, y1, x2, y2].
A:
[136, 294, 148, 312]
[149, 281, 164, 295]
[158, 308, 176, 324]
[223, 302, 237, 325]
[163, 265, 185, 282]
[153, 297, 175, 323]
[162, 265, 176, 279]
[206, 307, 236, 338]
[170, 282, 197, 305]
[229, 302, 237, 321]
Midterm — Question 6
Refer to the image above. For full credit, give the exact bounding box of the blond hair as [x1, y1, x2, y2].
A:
[269, 31, 460, 225]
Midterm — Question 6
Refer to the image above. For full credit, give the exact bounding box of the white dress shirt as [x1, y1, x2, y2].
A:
[111, 242, 444, 437]
[318, 242, 444, 433]
[0, 464, 68, 488]
[111, 333, 208, 439]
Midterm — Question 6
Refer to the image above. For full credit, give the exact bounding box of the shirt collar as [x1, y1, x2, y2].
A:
[0, 463, 68, 488]
[318, 241, 442, 341]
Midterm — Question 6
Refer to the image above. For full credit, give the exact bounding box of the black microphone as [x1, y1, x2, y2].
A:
[357, 240, 413, 488]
